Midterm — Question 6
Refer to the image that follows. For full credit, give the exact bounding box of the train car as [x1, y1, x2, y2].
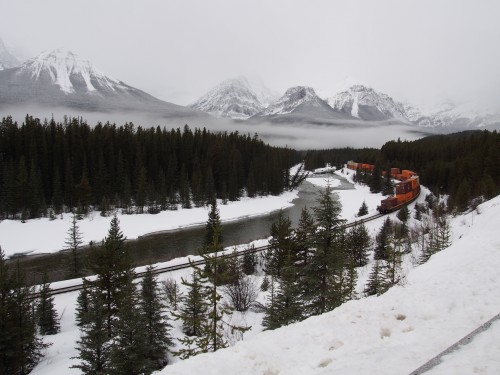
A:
[347, 160, 358, 170]
[377, 172, 420, 213]
[390, 168, 401, 177]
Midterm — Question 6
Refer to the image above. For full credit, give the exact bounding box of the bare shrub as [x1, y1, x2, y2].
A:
[223, 275, 259, 312]
[162, 278, 182, 310]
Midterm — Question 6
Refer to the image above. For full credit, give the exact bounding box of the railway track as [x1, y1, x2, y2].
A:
[43, 190, 419, 298]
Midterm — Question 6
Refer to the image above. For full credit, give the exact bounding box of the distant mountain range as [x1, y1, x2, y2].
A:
[0, 48, 207, 120]
[0, 39, 498, 132]
[193, 78, 500, 131]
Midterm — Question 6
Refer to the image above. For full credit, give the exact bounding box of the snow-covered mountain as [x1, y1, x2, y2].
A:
[0, 49, 207, 119]
[0, 37, 20, 70]
[327, 85, 409, 122]
[326, 85, 500, 131]
[191, 77, 265, 119]
[191, 77, 279, 120]
[409, 100, 500, 131]
[252, 86, 351, 123]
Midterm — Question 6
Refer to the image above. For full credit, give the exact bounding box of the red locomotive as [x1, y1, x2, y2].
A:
[347, 161, 420, 214]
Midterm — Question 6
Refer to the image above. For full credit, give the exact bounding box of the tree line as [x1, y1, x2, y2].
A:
[0, 115, 301, 220]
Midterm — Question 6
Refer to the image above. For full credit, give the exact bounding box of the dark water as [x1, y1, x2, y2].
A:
[11, 174, 354, 284]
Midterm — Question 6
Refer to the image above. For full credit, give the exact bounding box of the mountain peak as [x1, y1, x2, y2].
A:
[192, 76, 270, 120]
[257, 86, 325, 117]
[20, 49, 119, 94]
[327, 85, 408, 121]
[0, 37, 21, 70]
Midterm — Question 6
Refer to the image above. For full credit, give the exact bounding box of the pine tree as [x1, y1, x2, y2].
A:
[72, 288, 111, 375]
[140, 266, 172, 370]
[382, 172, 394, 196]
[87, 214, 134, 337]
[294, 207, 315, 267]
[109, 282, 151, 375]
[348, 222, 371, 267]
[65, 212, 84, 278]
[369, 164, 382, 193]
[76, 279, 92, 326]
[37, 272, 60, 335]
[380, 234, 404, 293]
[265, 210, 293, 278]
[175, 271, 208, 337]
[303, 184, 347, 316]
[203, 199, 223, 254]
[7, 262, 48, 375]
[397, 205, 410, 224]
[357, 201, 369, 217]
[374, 218, 392, 260]
[242, 247, 257, 275]
[364, 260, 382, 296]
[262, 262, 302, 330]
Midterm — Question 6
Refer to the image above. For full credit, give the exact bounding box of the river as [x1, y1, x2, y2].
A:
[13, 173, 353, 284]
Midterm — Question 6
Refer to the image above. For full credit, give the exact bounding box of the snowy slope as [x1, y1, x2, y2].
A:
[0, 49, 207, 119]
[327, 85, 410, 122]
[0, 37, 20, 70]
[19, 49, 123, 94]
[411, 100, 500, 131]
[259, 86, 326, 116]
[252, 86, 351, 124]
[161, 196, 500, 374]
[191, 77, 265, 119]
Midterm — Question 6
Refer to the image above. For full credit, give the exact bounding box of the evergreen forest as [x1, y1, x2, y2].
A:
[0, 115, 301, 220]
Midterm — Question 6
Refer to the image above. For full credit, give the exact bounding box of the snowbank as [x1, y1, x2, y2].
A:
[0, 191, 298, 257]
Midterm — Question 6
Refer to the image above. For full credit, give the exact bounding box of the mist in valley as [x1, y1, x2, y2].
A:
[1, 105, 431, 151]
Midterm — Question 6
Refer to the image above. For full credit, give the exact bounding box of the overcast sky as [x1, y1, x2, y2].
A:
[1, 0, 499, 108]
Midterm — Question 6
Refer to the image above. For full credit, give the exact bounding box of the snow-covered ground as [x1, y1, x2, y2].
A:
[160, 195, 500, 375]
[0, 191, 299, 257]
[30, 169, 500, 375]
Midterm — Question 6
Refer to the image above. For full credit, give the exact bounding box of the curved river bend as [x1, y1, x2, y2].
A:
[15, 174, 353, 283]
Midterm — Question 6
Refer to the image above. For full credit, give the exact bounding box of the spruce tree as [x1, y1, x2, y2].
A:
[65, 212, 84, 278]
[203, 199, 223, 254]
[374, 218, 392, 260]
[72, 288, 111, 375]
[175, 271, 208, 337]
[8, 262, 48, 375]
[382, 172, 394, 196]
[294, 207, 315, 267]
[380, 235, 404, 293]
[369, 164, 382, 193]
[364, 260, 382, 296]
[304, 184, 347, 316]
[140, 266, 172, 370]
[348, 222, 371, 267]
[263, 262, 302, 330]
[109, 282, 151, 375]
[357, 201, 369, 217]
[37, 273, 60, 335]
[265, 210, 293, 278]
[76, 279, 92, 326]
[87, 214, 134, 337]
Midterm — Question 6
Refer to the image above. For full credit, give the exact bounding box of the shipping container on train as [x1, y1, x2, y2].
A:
[346, 161, 420, 214]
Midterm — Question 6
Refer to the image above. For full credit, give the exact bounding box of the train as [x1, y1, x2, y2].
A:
[346, 161, 420, 213]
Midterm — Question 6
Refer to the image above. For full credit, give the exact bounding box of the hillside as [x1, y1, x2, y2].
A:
[162, 194, 500, 374]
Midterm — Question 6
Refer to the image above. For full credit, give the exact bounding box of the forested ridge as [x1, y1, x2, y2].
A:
[0, 115, 301, 220]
